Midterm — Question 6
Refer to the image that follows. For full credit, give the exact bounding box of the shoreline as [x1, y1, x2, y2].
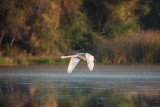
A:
[0, 57, 160, 66]
[0, 65, 160, 73]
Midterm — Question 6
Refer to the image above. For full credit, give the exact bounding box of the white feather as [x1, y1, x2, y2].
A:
[85, 53, 94, 71]
[61, 55, 76, 58]
[68, 57, 80, 73]
[61, 53, 95, 73]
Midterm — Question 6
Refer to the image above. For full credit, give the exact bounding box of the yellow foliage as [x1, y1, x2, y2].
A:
[30, 33, 40, 48]
[7, 7, 25, 25]
[105, 0, 138, 22]
[42, 14, 53, 24]
[30, 35, 36, 41]
[34, 41, 40, 47]
[42, 1, 61, 29]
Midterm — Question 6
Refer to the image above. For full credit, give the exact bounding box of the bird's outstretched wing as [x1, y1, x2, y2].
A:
[68, 57, 80, 73]
[85, 54, 94, 71]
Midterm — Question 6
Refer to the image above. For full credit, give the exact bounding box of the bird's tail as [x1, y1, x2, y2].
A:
[60, 55, 76, 59]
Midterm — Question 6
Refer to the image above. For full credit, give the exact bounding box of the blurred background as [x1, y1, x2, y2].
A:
[0, 0, 160, 65]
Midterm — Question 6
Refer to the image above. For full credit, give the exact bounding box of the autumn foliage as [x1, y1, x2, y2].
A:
[0, 0, 160, 64]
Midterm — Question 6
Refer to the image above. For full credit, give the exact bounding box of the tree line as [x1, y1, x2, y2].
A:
[0, 0, 160, 63]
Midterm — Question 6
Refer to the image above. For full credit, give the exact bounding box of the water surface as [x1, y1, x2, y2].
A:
[0, 65, 160, 107]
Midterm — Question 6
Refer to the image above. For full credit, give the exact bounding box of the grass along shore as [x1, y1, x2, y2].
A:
[0, 57, 66, 66]
[0, 57, 93, 66]
[0, 56, 159, 66]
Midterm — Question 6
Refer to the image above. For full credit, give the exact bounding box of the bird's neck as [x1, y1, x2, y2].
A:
[78, 55, 87, 61]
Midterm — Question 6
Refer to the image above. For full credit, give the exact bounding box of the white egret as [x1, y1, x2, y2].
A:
[61, 53, 95, 73]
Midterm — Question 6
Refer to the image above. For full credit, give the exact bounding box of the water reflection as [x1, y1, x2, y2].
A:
[0, 71, 160, 107]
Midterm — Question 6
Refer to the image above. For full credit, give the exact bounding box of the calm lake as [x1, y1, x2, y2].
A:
[0, 65, 160, 107]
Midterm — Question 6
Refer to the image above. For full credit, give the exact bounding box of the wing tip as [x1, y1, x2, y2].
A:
[68, 70, 72, 74]
[89, 68, 93, 71]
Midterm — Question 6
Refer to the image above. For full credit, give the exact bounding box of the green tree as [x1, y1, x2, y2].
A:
[140, 0, 160, 29]
[7, 7, 26, 48]
[26, 0, 62, 55]
[59, 0, 93, 52]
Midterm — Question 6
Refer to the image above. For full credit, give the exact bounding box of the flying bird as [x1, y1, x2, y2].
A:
[61, 53, 95, 73]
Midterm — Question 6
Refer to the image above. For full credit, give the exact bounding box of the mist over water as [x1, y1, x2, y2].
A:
[0, 65, 160, 107]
